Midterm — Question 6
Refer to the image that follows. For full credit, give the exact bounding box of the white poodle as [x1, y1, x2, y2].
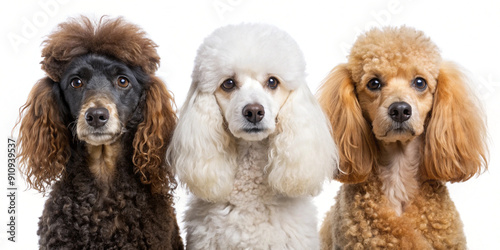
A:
[168, 23, 338, 249]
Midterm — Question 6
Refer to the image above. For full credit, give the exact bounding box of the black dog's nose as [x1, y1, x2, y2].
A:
[388, 102, 412, 122]
[242, 104, 265, 124]
[85, 107, 110, 128]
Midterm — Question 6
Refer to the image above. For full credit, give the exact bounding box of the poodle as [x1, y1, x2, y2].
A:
[167, 23, 338, 249]
[318, 26, 488, 249]
[16, 16, 183, 249]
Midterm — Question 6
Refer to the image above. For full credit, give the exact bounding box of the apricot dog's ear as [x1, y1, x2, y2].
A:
[422, 61, 488, 182]
[16, 77, 70, 193]
[318, 64, 376, 183]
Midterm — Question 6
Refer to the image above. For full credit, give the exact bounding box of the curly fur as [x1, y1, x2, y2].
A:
[168, 23, 338, 249]
[318, 65, 376, 184]
[16, 16, 182, 249]
[17, 77, 70, 193]
[132, 75, 177, 194]
[40, 16, 160, 82]
[321, 176, 466, 249]
[318, 26, 488, 249]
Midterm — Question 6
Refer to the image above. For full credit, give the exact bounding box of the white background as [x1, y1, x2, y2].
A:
[1, 0, 499, 249]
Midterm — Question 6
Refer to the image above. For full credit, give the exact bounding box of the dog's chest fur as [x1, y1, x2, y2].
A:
[87, 142, 121, 187]
[378, 137, 421, 215]
[184, 140, 318, 249]
[229, 140, 273, 206]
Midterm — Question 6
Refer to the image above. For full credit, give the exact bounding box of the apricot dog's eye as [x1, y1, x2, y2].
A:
[367, 78, 382, 91]
[267, 77, 279, 90]
[412, 77, 427, 91]
[117, 77, 130, 88]
[70, 78, 84, 89]
[221, 79, 236, 92]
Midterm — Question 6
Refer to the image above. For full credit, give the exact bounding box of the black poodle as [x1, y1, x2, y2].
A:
[16, 16, 183, 249]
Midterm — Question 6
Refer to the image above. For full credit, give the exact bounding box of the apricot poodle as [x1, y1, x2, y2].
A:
[318, 26, 488, 249]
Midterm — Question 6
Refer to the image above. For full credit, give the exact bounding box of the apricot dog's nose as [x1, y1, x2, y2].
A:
[85, 107, 110, 128]
[388, 102, 412, 122]
[242, 104, 265, 124]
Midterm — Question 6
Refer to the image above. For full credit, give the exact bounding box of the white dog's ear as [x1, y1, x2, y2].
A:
[167, 88, 236, 202]
[266, 84, 338, 197]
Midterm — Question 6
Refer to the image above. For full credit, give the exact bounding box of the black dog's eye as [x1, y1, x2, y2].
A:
[267, 77, 279, 90]
[117, 77, 129, 88]
[412, 77, 427, 91]
[70, 78, 84, 89]
[367, 78, 382, 91]
[221, 79, 236, 92]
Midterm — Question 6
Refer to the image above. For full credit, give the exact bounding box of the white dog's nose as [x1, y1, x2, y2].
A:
[242, 104, 265, 124]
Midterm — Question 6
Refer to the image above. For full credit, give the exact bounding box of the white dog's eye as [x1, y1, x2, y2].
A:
[267, 77, 279, 90]
[221, 79, 236, 92]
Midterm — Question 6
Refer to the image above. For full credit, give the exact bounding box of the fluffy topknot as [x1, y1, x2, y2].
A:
[41, 16, 160, 81]
[347, 26, 442, 83]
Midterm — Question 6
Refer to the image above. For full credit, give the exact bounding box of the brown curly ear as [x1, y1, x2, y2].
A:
[16, 77, 70, 193]
[318, 64, 376, 183]
[133, 76, 177, 194]
[423, 61, 488, 182]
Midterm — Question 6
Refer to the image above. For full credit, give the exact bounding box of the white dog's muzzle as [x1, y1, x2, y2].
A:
[225, 79, 279, 141]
